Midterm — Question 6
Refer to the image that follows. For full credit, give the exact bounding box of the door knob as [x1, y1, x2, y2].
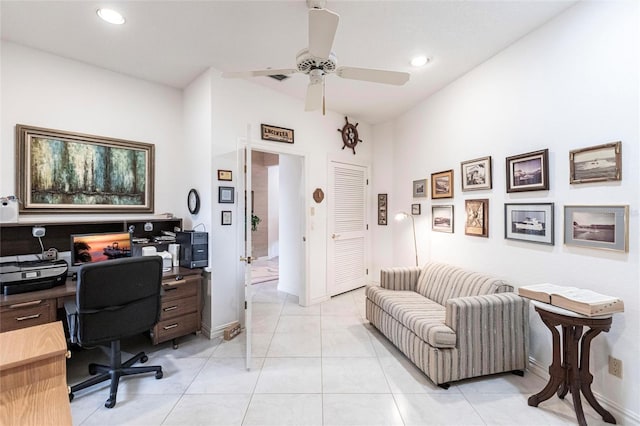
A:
[240, 256, 252, 264]
[331, 233, 340, 239]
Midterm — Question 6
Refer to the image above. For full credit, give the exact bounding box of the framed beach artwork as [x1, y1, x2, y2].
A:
[16, 124, 154, 213]
[569, 142, 621, 184]
[564, 205, 628, 252]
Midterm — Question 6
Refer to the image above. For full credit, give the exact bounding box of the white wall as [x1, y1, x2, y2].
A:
[374, 0, 638, 419]
[0, 42, 184, 221]
[267, 165, 280, 258]
[191, 72, 374, 333]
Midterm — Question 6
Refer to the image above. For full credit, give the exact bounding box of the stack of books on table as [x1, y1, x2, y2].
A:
[518, 283, 624, 317]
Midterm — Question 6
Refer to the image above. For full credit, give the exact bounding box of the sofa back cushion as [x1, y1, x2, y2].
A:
[416, 262, 513, 306]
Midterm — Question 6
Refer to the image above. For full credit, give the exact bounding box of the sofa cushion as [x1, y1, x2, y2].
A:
[366, 286, 456, 348]
[415, 263, 513, 306]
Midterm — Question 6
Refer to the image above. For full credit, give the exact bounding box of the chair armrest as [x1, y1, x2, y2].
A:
[445, 293, 529, 372]
[64, 300, 79, 344]
[380, 267, 421, 291]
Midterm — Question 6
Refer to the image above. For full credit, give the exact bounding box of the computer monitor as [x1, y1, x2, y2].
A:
[70, 232, 132, 266]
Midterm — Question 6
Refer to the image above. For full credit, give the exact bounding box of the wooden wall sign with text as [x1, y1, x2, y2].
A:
[261, 124, 294, 144]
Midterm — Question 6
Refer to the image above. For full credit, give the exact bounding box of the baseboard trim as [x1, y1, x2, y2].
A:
[528, 356, 639, 424]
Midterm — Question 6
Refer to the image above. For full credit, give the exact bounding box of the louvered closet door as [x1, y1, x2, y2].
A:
[327, 161, 368, 296]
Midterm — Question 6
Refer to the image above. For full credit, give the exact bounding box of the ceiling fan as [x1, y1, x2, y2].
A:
[221, 0, 410, 114]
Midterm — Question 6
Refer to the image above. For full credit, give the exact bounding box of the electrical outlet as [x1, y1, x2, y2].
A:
[608, 356, 622, 378]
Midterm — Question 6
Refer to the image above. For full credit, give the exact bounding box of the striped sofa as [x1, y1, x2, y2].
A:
[366, 262, 529, 387]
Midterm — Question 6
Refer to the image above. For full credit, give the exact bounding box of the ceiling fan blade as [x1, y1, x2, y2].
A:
[304, 82, 323, 111]
[336, 67, 410, 86]
[221, 68, 297, 78]
[308, 8, 339, 59]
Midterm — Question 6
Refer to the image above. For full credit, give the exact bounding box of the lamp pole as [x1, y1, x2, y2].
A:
[394, 212, 419, 267]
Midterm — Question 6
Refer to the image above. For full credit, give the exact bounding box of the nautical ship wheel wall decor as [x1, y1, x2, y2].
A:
[338, 116, 362, 154]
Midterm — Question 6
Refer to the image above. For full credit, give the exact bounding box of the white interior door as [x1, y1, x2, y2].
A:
[327, 161, 368, 296]
[238, 131, 253, 370]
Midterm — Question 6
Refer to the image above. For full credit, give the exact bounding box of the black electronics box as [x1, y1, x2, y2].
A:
[176, 231, 208, 269]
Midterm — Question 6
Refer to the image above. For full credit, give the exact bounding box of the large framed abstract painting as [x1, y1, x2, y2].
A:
[16, 124, 155, 213]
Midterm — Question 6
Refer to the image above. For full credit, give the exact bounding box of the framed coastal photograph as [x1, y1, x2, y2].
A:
[505, 203, 554, 245]
[564, 205, 629, 252]
[461, 156, 492, 191]
[411, 203, 421, 215]
[16, 124, 154, 213]
[431, 170, 453, 199]
[378, 193, 388, 225]
[218, 186, 235, 204]
[505, 149, 549, 193]
[413, 179, 427, 198]
[569, 142, 621, 184]
[432, 205, 453, 233]
[464, 199, 489, 237]
[221, 210, 232, 225]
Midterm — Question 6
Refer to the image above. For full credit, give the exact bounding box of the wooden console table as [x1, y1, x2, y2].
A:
[528, 301, 616, 426]
[0, 321, 72, 426]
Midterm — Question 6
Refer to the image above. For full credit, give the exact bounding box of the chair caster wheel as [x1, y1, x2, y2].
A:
[155, 371, 163, 379]
[69, 393, 74, 402]
[105, 399, 116, 409]
[140, 355, 148, 363]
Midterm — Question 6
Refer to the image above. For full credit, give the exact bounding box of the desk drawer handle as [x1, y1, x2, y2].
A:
[163, 323, 179, 330]
[9, 300, 42, 309]
[163, 306, 178, 312]
[165, 279, 186, 287]
[164, 287, 178, 292]
[16, 313, 41, 321]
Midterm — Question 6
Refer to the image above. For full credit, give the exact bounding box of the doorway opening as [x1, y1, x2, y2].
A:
[250, 151, 280, 286]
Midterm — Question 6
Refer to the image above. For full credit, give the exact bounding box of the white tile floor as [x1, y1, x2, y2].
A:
[67, 282, 611, 425]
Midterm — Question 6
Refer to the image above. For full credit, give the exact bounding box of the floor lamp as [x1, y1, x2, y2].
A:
[395, 212, 418, 267]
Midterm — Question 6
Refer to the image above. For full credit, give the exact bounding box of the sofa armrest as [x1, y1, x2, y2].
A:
[380, 267, 421, 291]
[445, 293, 529, 374]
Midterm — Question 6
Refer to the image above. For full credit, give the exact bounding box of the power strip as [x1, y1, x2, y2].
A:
[223, 322, 241, 341]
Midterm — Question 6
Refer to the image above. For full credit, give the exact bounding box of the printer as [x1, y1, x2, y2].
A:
[0, 259, 68, 295]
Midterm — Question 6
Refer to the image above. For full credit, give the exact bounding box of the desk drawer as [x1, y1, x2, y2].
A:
[159, 295, 197, 321]
[152, 312, 199, 344]
[0, 300, 55, 333]
[161, 277, 198, 301]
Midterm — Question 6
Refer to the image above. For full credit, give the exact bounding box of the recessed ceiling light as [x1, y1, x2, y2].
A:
[96, 8, 125, 25]
[410, 55, 430, 67]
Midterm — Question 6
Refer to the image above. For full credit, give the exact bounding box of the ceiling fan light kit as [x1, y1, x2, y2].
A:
[222, 1, 410, 115]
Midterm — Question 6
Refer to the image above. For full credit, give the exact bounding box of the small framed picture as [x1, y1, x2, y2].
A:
[464, 199, 489, 237]
[378, 193, 388, 225]
[506, 149, 549, 192]
[411, 203, 421, 215]
[431, 170, 453, 199]
[432, 205, 454, 233]
[505, 203, 554, 245]
[564, 205, 629, 252]
[413, 179, 427, 198]
[569, 141, 621, 184]
[218, 186, 235, 204]
[221, 210, 232, 225]
[218, 169, 233, 181]
[461, 156, 492, 191]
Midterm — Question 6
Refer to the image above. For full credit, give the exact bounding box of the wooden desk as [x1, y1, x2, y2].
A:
[0, 321, 72, 426]
[0, 267, 202, 345]
[528, 301, 616, 426]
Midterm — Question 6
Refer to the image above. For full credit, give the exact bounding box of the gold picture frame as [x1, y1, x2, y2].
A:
[431, 170, 453, 199]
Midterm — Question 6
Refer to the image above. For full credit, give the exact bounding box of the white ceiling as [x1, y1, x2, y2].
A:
[1, 1, 577, 124]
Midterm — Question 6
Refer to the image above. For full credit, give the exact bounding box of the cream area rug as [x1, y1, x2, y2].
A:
[251, 257, 279, 285]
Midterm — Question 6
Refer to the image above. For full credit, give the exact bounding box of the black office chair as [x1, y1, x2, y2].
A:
[65, 256, 164, 408]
